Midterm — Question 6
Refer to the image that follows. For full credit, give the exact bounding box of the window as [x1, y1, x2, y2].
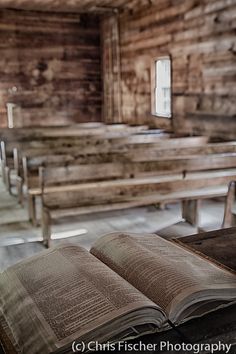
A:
[6, 103, 15, 128]
[152, 57, 171, 118]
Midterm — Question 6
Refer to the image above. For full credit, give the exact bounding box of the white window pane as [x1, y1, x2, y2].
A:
[154, 57, 171, 118]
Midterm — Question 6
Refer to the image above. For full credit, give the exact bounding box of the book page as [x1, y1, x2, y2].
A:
[91, 233, 236, 321]
[0, 244, 164, 354]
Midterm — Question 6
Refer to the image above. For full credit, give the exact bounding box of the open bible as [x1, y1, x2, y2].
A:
[0, 233, 236, 354]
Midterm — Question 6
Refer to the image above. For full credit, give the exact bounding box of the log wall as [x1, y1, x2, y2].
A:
[104, 0, 236, 138]
[0, 9, 102, 127]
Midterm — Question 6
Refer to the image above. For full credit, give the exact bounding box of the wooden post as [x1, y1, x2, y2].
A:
[182, 199, 200, 226]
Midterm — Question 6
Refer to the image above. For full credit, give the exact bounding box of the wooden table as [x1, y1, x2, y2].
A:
[175, 226, 236, 272]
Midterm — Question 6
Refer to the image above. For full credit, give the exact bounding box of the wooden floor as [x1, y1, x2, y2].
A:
[0, 177, 229, 271]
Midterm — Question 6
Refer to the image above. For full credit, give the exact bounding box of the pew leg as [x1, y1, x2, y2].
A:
[232, 213, 236, 227]
[28, 195, 38, 226]
[222, 181, 236, 228]
[16, 177, 24, 205]
[1, 161, 6, 184]
[182, 199, 200, 227]
[5, 167, 11, 193]
[154, 202, 166, 210]
[42, 208, 51, 248]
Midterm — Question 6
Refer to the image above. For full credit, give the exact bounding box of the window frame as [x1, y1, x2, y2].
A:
[151, 55, 172, 119]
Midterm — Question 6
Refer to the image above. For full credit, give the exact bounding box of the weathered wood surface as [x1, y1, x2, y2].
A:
[8, 135, 208, 185]
[184, 112, 236, 140]
[0, 124, 147, 141]
[22, 141, 236, 168]
[42, 171, 236, 209]
[40, 154, 236, 189]
[174, 227, 236, 272]
[0, 9, 102, 126]
[41, 179, 232, 245]
[12, 135, 207, 160]
[130, 141, 236, 160]
[23, 147, 236, 225]
[0, 0, 150, 13]
[0, 125, 153, 167]
[1, 132, 210, 197]
[22, 150, 236, 192]
[1, 133, 161, 158]
[103, 0, 236, 138]
[23, 140, 236, 189]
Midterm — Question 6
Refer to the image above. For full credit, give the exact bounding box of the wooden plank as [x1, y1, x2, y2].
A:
[40, 154, 236, 189]
[0, 124, 148, 141]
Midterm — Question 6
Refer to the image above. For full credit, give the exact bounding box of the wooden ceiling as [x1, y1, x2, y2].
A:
[0, 0, 154, 13]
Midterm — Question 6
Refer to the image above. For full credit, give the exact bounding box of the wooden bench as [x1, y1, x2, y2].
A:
[13, 135, 207, 204]
[0, 124, 151, 193]
[132, 141, 236, 160]
[27, 151, 236, 225]
[39, 156, 236, 247]
[0, 124, 149, 141]
[15, 134, 207, 178]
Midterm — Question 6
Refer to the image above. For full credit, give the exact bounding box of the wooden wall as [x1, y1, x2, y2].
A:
[0, 9, 102, 127]
[102, 0, 236, 138]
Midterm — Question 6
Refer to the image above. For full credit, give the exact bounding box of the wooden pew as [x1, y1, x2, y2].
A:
[25, 147, 236, 224]
[13, 134, 205, 182]
[0, 124, 149, 141]
[0, 124, 151, 192]
[12, 131, 171, 196]
[131, 141, 236, 160]
[37, 152, 236, 239]
[20, 136, 211, 221]
[40, 165, 236, 247]
[17, 135, 209, 185]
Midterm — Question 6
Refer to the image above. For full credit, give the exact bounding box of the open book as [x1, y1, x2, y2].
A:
[0, 233, 236, 353]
